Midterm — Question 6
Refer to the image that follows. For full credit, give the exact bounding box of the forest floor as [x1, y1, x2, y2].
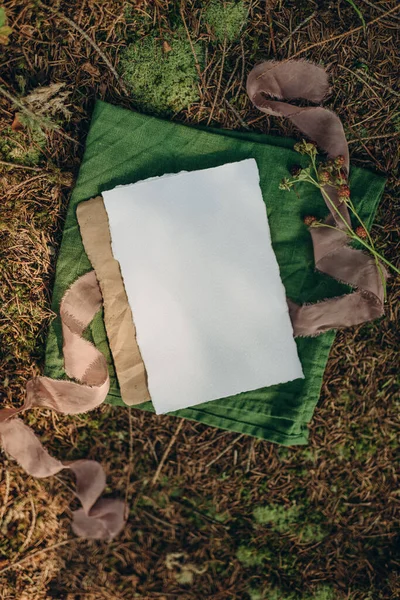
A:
[0, 1, 399, 599]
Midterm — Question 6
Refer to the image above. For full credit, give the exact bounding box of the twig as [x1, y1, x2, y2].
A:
[53, 474, 77, 497]
[124, 408, 134, 520]
[17, 497, 36, 554]
[346, 123, 386, 171]
[234, 38, 246, 101]
[223, 99, 250, 130]
[222, 55, 241, 101]
[141, 508, 175, 529]
[180, 3, 208, 120]
[347, 131, 400, 144]
[205, 434, 245, 469]
[175, 498, 230, 529]
[245, 438, 256, 473]
[0, 539, 76, 576]
[356, 69, 400, 100]
[339, 64, 381, 99]
[351, 105, 388, 128]
[0, 57, 22, 70]
[207, 37, 227, 125]
[0, 160, 42, 170]
[279, 11, 317, 48]
[265, 0, 276, 55]
[38, 2, 129, 96]
[6, 173, 46, 196]
[359, 0, 400, 21]
[180, 6, 204, 84]
[288, 4, 400, 59]
[0, 469, 10, 529]
[151, 420, 184, 486]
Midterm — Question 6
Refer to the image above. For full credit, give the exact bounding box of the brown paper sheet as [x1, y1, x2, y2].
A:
[77, 196, 150, 405]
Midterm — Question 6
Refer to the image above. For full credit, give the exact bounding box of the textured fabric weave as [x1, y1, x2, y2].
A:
[45, 100, 386, 445]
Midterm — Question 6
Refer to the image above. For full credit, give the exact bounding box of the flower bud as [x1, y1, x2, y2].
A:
[290, 164, 302, 177]
[303, 215, 317, 226]
[318, 170, 330, 184]
[334, 155, 345, 167]
[279, 178, 291, 191]
[355, 226, 367, 239]
[338, 184, 351, 198]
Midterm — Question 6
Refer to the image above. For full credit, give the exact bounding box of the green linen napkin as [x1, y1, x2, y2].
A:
[44, 100, 386, 445]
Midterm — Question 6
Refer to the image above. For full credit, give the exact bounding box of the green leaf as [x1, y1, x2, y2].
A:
[0, 25, 12, 36]
[296, 166, 312, 181]
[0, 7, 12, 44]
[0, 7, 6, 28]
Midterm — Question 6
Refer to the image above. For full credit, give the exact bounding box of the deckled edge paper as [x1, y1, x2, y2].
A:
[102, 160, 303, 414]
[77, 196, 150, 406]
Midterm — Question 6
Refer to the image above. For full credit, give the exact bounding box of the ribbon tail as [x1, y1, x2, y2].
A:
[247, 59, 386, 336]
[0, 418, 126, 540]
[0, 272, 126, 540]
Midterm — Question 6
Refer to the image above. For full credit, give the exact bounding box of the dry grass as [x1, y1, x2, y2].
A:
[0, 1, 399, 598]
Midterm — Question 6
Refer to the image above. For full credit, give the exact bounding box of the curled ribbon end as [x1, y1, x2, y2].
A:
[72, 499, 126, 540]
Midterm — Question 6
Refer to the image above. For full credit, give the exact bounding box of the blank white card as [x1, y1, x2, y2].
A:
[103, 159, 303, 414]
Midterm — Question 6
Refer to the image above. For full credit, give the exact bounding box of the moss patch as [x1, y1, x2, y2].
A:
[204, 0, 247, 42]
[0, 125, 45, 166]
[246, 585, 337, 600]
[253, 503, 328, 543]
[120, 30, 203, 115]
[236, 545, 266, 568]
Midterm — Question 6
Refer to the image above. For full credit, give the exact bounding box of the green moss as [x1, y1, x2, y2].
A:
[236, 545, 265, 568]
[247, 589, 264, 600]
[297, 523, 326, 544]
[267, 591, 295, 600]
[204, 0, 247, 42]
[311, 586, 336, 600]
[253, 586, 337, 600]
[0, 125, 45, 166]
[253, 503, 328, 543]
[120, 30, 203, 115]
[253, 504, 301, 533]
[123, 2, 154, 41]
[256, 587, 296, 600]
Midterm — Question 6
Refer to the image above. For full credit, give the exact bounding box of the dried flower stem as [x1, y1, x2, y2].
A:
[280, 142, 399, 301]
[307, 153, 395, 298]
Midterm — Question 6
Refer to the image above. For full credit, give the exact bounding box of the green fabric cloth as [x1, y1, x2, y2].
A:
[44, 100, 386, 445]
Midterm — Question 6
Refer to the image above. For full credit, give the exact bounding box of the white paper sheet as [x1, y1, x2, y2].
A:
[103, 159, 303, 414]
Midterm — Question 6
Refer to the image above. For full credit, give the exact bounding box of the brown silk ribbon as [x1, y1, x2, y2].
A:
[0, 272, 126, 539]
[247, 60, 386, 335]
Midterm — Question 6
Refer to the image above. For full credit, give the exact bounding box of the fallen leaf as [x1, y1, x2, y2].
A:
[0, 25, 12, 44]
[82, 61, 100, 77]
[11, 113, 24, 131]
[165, 552, 207, 586]
[0, 7, 5, 27]
[23, 82, 72, 119]
[0, 8, 12, 44]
